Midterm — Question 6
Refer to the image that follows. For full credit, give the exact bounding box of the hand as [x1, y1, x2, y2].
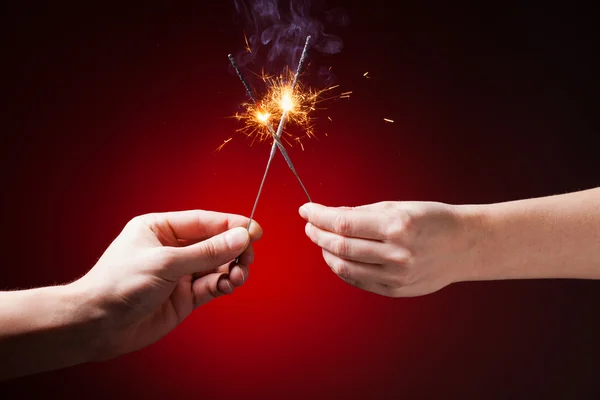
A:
[299, 201, 481, 297]
[71, 210, 262, 361]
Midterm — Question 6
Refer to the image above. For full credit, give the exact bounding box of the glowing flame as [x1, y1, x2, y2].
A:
[256, 110, 270, 123]
[280, 89, 295, 112]
[228, 67, 351, 150]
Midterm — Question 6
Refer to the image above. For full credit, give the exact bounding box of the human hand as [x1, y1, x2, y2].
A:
[299, 201, 482, 297]
[70, 210, 262, 361]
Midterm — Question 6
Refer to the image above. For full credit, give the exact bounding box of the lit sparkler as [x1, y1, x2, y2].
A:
[227, 35, 351, 235]
[227, 53, 311, 204]
[249, 36, 311, 230]
[229, 36, 318, 233]
[231, 68, 341, 147]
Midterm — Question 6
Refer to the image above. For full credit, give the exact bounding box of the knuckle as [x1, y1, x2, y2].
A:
[323, 250, 355, 285]
[333, 212, 351, 235]
[387, 250, 412, 266]
[201, 239, 221, 261]
[334, 259, 351, 282]
[384, 212, 413, 241]
[331, 237, 350, 257]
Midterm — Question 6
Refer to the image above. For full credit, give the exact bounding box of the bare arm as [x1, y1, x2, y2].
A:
[0, 285, 103, 380]
[468, 187, 600, 281]
[299, 187, 600, 297]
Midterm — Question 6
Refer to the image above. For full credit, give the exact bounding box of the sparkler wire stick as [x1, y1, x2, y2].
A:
[243, 36, 313, 231]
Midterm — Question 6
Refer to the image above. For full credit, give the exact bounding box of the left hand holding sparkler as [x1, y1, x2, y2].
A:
[299, 201, 479, 297]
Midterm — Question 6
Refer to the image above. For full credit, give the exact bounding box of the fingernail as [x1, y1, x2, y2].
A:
[299, 204, 309, 219]
[218, 277, 234, 295]
[305, 222, 313, 237]
[225, 227, 248, 249]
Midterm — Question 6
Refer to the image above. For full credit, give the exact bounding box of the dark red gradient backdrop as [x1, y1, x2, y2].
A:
[2, 2, 599, 398]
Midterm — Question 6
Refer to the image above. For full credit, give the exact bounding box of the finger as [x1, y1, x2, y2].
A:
[298, 203, 387, 240]
[229, 264, 249, 287]
[305, 222, 387, 264]
[237, 244, 255, 267]
[230, 242, 255, 286]
[321, 249, 387, 287]
[192, 272, 235, 308]
[216, 274, 235, 295]
[142, 210, 263, 243]
[167, 227, 250, 277]
[192, 243, 255, 280]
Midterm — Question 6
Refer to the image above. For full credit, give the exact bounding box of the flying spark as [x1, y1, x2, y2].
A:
[243, 32, 252, 53]
[384, 118, 394, 123]
[215, 137, 232, 152]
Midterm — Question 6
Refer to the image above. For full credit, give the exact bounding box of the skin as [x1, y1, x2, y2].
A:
[2, 187, 598, 381]
[299, 187, 600, 297]
[0, 210, 262, 381]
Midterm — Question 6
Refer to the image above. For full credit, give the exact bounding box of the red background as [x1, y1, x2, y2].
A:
[1, 1, 599, 398]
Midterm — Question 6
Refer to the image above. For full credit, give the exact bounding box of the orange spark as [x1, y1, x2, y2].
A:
[243, 32, 252, 53]
[215, 137, 232, 152]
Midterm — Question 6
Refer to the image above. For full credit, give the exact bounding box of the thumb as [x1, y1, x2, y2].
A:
[168, 227, 250, 277]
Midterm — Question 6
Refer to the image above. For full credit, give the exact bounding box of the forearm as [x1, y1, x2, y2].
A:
[463, 187, 600, 281]
[0, 283, 105, 381]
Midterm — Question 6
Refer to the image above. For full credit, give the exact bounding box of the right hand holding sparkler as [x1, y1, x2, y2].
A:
[299, 187, 600, 297]
[299, 201, 471, 297]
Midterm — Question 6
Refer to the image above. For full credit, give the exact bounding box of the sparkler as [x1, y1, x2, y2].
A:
[227, 53, 310, 202]
[247, 36, 312, 230]
[229, 35, 314, 234]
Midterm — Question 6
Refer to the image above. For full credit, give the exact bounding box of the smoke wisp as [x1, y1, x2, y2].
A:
[231, 0, 349, 77]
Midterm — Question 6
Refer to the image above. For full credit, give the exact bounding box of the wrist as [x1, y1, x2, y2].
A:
[449, 203, 493, 283]
[61, 280, 113, 363]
